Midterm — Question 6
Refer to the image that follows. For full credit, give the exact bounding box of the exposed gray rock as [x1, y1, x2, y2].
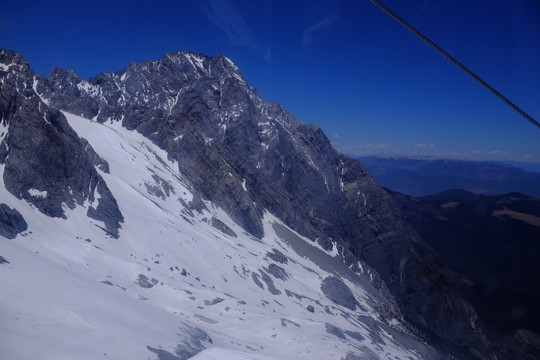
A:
[341, 351, 379, 360]
[152, 174, 174, 197]
[0, 255, 9, 264]
[251, 272, 264, 290]
[344, 330, 364, 342]
[280, 318, 300, 328]
[266, 249, 288, 264]
[210, 217, 236, 238]
[187, 195, 207, 214]
[137, 274, 158, 288]
[325, 323, 346, 340]
[0, 49, 123, 238]
[0, 203, 27, 239]
[259, 269, 280, 295]
[145, 183, 166, 200]
[264, 263, 288, 280]
[145, 174, 175, 200]
[147, 326, 212, 360]
[80, 137, 110, 173]
[86, 181, 124, 238]
[204, 297, 224, 306]
[147, 347, 182, 360]
[321, 277, 357, 311]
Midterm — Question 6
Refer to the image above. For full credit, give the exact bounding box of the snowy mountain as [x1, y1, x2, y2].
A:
[1, 48, 535, 359]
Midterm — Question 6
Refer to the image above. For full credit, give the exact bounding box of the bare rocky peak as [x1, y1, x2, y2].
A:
[2, 47, 530, 358]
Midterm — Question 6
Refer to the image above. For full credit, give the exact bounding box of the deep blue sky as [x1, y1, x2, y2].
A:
[2, 0, 539, 163]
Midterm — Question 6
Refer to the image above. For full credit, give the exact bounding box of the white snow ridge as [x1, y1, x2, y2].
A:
[0, 112, 438, 360]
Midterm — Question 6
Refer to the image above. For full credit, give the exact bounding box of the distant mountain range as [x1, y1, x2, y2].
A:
[358, 156, 540, 198]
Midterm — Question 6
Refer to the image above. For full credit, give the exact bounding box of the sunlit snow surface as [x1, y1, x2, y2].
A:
[0, 112, 432, 360]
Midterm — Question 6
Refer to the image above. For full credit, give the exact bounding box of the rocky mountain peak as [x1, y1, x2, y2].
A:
[2, 47, 532, 358]
[0, 49, 31, 73]
[161, 50, 245, 81]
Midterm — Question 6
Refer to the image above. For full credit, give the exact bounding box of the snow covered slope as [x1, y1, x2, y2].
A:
[0, 111, 442, 359]
[33, 49, 505, 359]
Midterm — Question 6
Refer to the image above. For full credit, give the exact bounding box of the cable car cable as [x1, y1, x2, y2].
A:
[368, 0, 540, 130]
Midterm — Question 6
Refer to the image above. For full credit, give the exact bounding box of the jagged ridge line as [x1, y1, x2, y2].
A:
[369, 0, 540, 130]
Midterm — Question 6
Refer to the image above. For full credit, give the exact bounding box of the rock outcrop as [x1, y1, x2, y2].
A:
[0, 49, 123, 237]
[0, 203, 27, 239]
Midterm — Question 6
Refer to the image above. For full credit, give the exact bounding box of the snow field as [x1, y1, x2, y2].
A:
[0, 113, 428, 360]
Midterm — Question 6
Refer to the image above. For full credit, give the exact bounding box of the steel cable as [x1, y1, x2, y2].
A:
[369, 0, 540, 130]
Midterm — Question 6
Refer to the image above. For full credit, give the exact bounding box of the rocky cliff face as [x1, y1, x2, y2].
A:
[1, 48, 522, 358]
[0, 49, 123, 237]
[0, 203, 27, 239]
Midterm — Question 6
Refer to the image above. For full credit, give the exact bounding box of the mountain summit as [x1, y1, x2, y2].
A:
[1, 48, 537, 359]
